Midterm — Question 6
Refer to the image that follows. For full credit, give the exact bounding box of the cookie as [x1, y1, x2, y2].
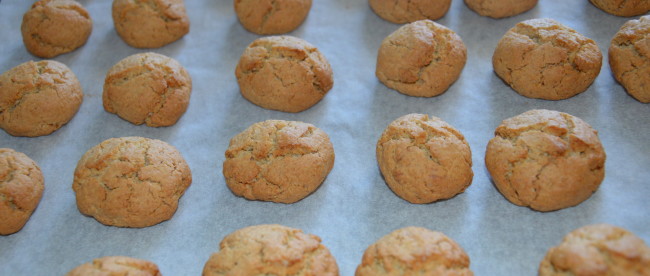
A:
[112, 0, 190, 48]
[0, 60, 83, 137]
[464, 0, 538, 18]
[235, 36, 333, 113]
[376, 114, 473, 204]
[609, 15, 650, 103]
[589, 0, 650, 17]
[369, 0, 451, 24]
[539, 224, 650, 275]
[103, 52, 192, 127]
[66, 256, 161, 276]
[73, 137, 192, 228]
[492, 18, 602, 100]
[485, 109, 606, 212]
[223, 120, 334, 203]
[203, 224, 339, 276]
[0, 149, 44, 235]
[21, 0, 93, 58]
[355, 227, 473, 275]
[376, 20, 467, 97]
[234, 0, 312, 35]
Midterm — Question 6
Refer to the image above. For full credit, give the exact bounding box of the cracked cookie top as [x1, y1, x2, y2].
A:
[492, 18, 602, 100]
[66, 256, 162, 276]
[589, 0, 650, 17]
[464, 0, 538, 19]
[369, 0, 451, 24]
[112, 0, 190, 48]
[485, 109, 606, 212]
[223, 120, 334, 203]
[609, 15, 650, 103]
[235, 0, 312, 35]
[376, 114, 473, 204]
[0, 148, 44, 235]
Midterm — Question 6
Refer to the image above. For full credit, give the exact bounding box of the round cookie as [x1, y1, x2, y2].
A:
[103, 52, 192, 127]
[376, 114, 473, 204]
[112, 0, 190, 48]
[464, 0, 538, 18]
[376, 20, 467, 97]
[539, 224, 650, 275]
[234, 0, 312, 35]
[0, 60, 83, 137]
[355, 227, 473, 275]
[235, 36, 333, 113]
[609, 15, 650, 103]
[589, 0, 650, 17]
[369, 0, 451, 24]
[223, 120, 334, 203]
[203, 224, 339, 276]
[0, 149, 44, 235]
[66, 256, 161, 276]
[485, 109, 606, 212]
[73, 137, 192, 228]
[21, 0, 93, 58]
[493, 18, 602, 100]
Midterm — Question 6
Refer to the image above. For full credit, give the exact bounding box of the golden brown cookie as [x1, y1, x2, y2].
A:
[539, 224, 650, 275]
[369, 0, 451, 23]
[223, 120, 334, 204]
[235, 36, 333, 113]
[66, 256, 162, 276]
[103, 52, 192, 127]
[0, 148, 44, 235]
[589, 0, 650, 17]
[376, 20, 467, 97]
[609, 15, 650, 103]
[493, 18, 602, 100]
[485, 109, 606, 212]
[203, 224, 339, 276]
[234, 0, 312, 35]
[0, 60, 83, 137]
[21, 0, 93, 58]
[355, 227, 473, 275]
[376, 114, 473, 204]
[112, 0, 190, 48]
[73, 137, 192, 228]
[464, 0, 538, 18]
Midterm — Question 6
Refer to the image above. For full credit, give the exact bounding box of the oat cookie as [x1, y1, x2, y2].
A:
[376, 114, 473, 204]
[493, 18, 602, 100]
[589, 0, 650, 17]
[369, 0, 451, 24]
[464, 0, 538, 18]
[376, 20, 467, 97]
[21, 0, 93, 58]
[0, 60, 83, 137]
[0, 149, 44, 235]
[485, 109, 606, 212]
[235, 0, 312, 35]
[223, 120, 334, 203]
[539, 224, 650, 275]
[609, 15, 650, 103]
[112, 0, 190, 48]
[73, 137, 192, 228]
[355, 227, 473, 275]
[66, 256, 162, 276]
[103, 52, 192, 127]
[203, 224, 339, 276]
[235, 36, 333, 113]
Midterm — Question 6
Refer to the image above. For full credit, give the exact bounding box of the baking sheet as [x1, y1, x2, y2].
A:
[1, 0, 649, 275]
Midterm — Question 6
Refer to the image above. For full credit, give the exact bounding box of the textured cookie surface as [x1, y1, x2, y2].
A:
[539, 224, 650, 276]
[485, 109, 606, 212]
[464, 0, 538, 18]
[103, 52, 192, 127]
[203, 224, 339, 276]
[21, 0, 92, 58]
[112, 0, 190, 48]
[0, 60, 83, 137]
[235, 36, 333, 113]
[493, 18, 602, 100]
[376, 114, 473, 204]
[376, 20, 467, 97]
[223, 120, 334, 203]
[355, 227, 473, 276]
[66, 256, 162, 276]
[235, 0, 312, 35]
[0, 148, 44, 235]
[589, 0, 650, 16]
[609, 15, 650, 103]
[73, 137, 192, 228]
[369, 0, 451, 23]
